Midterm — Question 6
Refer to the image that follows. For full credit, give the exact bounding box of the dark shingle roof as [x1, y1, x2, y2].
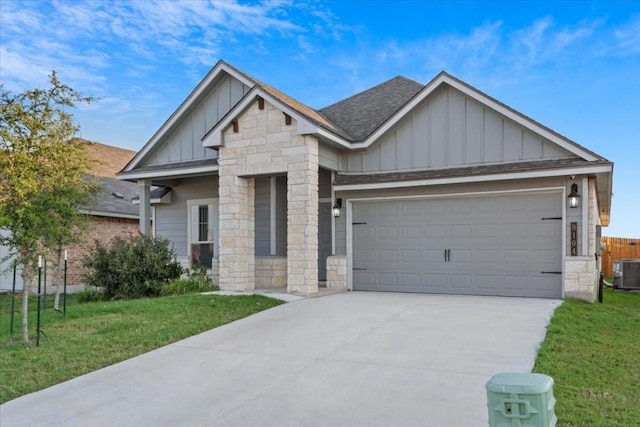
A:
[81, 176, 139, 217]
[319, 76, 424, 142]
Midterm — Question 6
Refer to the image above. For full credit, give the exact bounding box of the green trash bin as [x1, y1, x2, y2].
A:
[486, 373, 557, 427]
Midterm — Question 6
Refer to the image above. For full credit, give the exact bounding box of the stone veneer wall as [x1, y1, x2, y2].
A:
[564, 178, 599, 302]
[326, 255, 347, 290]
[218, 100, 319, 294]
[255, 257, 287, 288]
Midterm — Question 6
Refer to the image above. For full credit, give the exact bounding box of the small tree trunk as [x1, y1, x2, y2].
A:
[54, 247, 62, 311]
[21, 267, 30, 343]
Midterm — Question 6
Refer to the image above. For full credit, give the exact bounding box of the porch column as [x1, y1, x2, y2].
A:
[287, 135, 319, 294]
[138, 179, 151, 235]
[218, 175, 255, 291]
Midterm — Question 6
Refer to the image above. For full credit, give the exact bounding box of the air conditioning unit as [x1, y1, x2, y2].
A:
[613, 259, 640, 290]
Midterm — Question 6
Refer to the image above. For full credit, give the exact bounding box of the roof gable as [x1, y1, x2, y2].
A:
[120, 61, 256, 175]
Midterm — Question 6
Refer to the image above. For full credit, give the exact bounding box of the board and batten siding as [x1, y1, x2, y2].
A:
[345, 86, 575, 173]
[255, 177, 271, 256]
[145, 75, 251, 166]
[154, 177, 219, 257]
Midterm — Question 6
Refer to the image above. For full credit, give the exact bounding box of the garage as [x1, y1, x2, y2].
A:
[352, 192, 563, 298]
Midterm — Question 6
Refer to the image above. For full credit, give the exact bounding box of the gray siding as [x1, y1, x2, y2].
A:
[319, 168, 332, 199]
[145, 75, 250, 167]
[319, 144, 340, 170]
[255, 177, 271, 256]
[155, 176, 219, 257]
[275, 176, 287, 256]
[345, 86, 576, 173]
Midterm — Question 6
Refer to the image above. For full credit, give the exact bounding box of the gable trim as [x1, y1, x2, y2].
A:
[351, 73, 600, 162]
[201, 87, 351, 149]
[122, 61, 256, 173]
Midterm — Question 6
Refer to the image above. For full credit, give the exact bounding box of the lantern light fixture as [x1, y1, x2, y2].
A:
[332, 198, 342, 217]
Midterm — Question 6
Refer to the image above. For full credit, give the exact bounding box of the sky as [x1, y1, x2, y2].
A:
[0, 0, 639, 237]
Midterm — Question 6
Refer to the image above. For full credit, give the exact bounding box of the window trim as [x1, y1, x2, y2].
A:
[186, 198, 219, 267]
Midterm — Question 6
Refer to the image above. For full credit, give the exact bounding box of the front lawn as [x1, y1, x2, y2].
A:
[0, 292, 283, 403]
[534, 288, 640, 426]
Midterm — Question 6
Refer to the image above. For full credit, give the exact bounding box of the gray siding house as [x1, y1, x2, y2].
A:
[118, 61, 613, 302]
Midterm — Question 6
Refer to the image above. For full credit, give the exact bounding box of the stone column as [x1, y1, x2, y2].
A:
[287, 136, 319, 294]
[138, 179, 151, 235]
[218, 174, 255, 291]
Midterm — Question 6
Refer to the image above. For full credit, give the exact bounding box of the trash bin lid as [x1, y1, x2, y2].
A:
[486, 373, 554, 394]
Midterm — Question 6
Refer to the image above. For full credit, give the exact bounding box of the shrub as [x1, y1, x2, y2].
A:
[83, 234, 183, 300]
[76, 286, 105, 303]
[161, 265, 215, 296]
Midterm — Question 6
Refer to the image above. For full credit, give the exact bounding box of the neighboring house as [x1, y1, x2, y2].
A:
[118, 61, 613, 302]
[0, 141, 139, 290]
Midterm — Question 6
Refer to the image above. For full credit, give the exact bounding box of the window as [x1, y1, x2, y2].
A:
[188, 199, 217, 269]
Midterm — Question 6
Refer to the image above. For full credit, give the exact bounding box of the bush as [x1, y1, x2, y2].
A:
[76, 286, 105, 303]
[83, 234, 183, 300]
[161, 265, 215, 296]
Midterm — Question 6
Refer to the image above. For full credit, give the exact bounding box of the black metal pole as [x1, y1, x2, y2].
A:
[43, 259, 47, 312]
[10, 262, 16, 336]
[63, 255, 68, 317]
[36, 258, 42, 347]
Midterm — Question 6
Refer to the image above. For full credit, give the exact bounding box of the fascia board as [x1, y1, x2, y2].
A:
[354, 75, 599, 162]
[117, 165, 219, 181]
[78, 210, 139, 220]
[334, 164, 613, 191]
[124, 62, 256, 172]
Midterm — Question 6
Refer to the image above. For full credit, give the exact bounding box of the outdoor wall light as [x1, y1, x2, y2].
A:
[568, 183, 580, 208]
[333, 198, 342, 217]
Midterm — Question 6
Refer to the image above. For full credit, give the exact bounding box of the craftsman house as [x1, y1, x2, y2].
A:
[118, 61, 613, 302]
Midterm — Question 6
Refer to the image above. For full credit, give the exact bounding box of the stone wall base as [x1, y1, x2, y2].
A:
[564, 257, 598, 302]
[327, 255, 347, 290]
[255, 257, 287, 288]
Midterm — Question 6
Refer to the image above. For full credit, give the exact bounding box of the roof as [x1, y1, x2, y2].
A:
[79, 139, 137, 177]
[81, 176, 139, 218]
[319, 76, 424, 142]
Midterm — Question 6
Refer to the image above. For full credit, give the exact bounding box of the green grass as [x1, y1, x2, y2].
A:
[534, 288, 640, 426]
[0, 292, 283, 403]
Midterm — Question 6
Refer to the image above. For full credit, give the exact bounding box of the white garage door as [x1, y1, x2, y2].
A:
[352, 192, 562, 298]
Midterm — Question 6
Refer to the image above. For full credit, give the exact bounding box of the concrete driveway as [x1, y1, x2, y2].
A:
[1, 292, 560, 427]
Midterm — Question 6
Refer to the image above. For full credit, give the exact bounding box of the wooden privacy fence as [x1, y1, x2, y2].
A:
[601, 236, 640, 278]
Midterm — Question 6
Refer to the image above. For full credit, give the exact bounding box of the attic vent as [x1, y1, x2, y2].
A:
[112, 192, 124, 199]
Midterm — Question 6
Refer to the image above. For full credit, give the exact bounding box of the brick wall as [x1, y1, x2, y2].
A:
[61, 215, 138, 285]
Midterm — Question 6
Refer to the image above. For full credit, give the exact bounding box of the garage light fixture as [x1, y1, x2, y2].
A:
[333, 198, 342, 217]
[568, 183, 580, 208]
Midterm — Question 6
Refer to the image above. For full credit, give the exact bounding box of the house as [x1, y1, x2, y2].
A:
[118, 61, 613, 302]
[0, 141, 140, 290]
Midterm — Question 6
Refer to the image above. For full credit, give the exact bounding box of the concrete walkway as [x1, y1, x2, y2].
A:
[0, 292, 560, 427]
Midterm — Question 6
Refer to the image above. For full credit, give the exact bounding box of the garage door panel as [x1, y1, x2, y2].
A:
[476, 275, 500, 290]
[401, 225, 422, 239]
[425, 224, 447, 238]
[401, 250, 422, 263]
[425, 274, 446, 288]
[378, 250, 397, 263]
[378, 226, 398, 239]
[476, 250, 499, 263]
[353, 193, 562, 298]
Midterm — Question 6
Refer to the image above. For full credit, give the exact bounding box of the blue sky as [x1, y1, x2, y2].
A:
[1, 1, 638, 237]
